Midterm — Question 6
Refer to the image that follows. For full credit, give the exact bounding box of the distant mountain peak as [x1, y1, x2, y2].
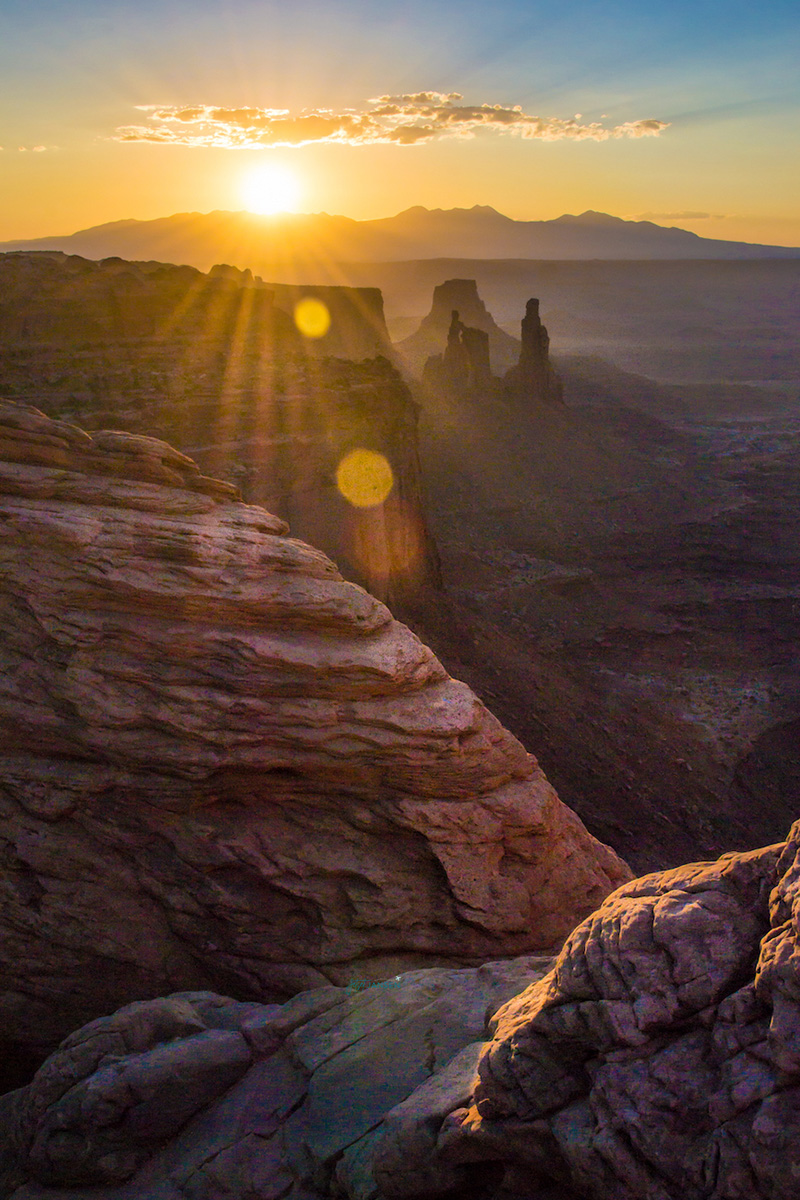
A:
[2, 206, 797, 265]
[553, 211, 628, 227]
[394, 204, 506, 219]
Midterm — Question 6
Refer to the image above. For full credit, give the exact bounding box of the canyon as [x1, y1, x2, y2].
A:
[0, 252, 435, 608]
[0, 243, 799, 1199]
[1, 251, 799, 873]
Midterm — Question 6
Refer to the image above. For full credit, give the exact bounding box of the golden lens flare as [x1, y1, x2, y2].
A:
[336, 449, 394, 508]
[294, 297, 331, 339]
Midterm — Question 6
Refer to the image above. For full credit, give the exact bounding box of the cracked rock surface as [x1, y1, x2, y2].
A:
[450, 826, 798, 1199]
[7, 821, 800, 1200]
[0, 400, 628, 1059]
[0, 959, 554, 1199]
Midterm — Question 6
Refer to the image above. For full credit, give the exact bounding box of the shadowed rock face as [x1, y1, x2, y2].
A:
[503, 298, 563, 405]
[0, 960, 555, 1200]
[396, 279, 521, 376]
[452, 830, 796, 1199]
[0, 252, 436, 607]
[0, 253, 391, 362]
[6, 824, 800, 1199]
[0, 400, 628, 1064]
[423, 309, 494, 395]
[404, 283, 563, 409]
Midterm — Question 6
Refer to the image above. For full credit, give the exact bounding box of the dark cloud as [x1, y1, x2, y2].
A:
[114, 93, 669, 149]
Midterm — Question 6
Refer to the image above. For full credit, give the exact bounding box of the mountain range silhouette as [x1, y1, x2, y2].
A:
[3, 205, 798, 273]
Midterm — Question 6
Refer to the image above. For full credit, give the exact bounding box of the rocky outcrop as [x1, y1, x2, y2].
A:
[0, 400, 628, 1064]
[268, 281, 391, 361]
[0, 252, 297, 349]
[448, 825, 799, 1199]
[9, 820, 800, 1199]
[423, 309, 494, 395]
[504, 298, 563, 404]
[0, 253, 391, 362]
[0, 959, 554, 1199]
[396, 279, 521, 377]
[401, 283, 563, 407]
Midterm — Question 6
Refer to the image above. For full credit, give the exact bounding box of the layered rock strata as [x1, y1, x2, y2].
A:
[0, 253, 391, 362]
[0, 400, 628, 1061]
[0, 252, 433, 607]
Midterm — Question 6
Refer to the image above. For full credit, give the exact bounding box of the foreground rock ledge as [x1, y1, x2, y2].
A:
[0, 400, 628, 1055]
[5, 823, 800, 1200]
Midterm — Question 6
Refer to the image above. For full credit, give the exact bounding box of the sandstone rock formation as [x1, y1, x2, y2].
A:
[7, 822, 800, 1199]
[422, 309, 494, 394]
[0, 399, 628, 1067]
[0, 959, 554, 1199]
[504, 298, 563, 405]
[0, 252, 391, 362]
[454, 827, 798, 1199]
[402, 282, 563, 408]
[268, 281, 391, 361]
[396, 278, 521, 377]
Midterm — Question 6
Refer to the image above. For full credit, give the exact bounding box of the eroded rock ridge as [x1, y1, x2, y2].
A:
[0, 400, 627, 1064]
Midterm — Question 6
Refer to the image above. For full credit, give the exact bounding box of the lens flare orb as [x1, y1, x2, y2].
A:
[336, 449, 394, 508]
[294, 297, 331, 339]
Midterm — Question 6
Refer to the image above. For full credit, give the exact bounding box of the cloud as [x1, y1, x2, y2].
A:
[635, 210, 728, 220]
[114, 93, 669, 150]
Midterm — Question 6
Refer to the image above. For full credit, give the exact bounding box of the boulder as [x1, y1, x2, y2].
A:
[0, 400, 628, 1062]
[450, 825, 799, 1198]
[0, 960, 554, 1200]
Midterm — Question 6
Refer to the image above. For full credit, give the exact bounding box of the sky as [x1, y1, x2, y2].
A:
[1, 0, 798, 244]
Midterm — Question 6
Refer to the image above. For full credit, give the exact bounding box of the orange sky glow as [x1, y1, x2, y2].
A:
[0, 0, 798, 247]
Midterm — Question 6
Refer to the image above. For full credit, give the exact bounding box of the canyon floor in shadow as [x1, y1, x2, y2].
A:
[407, 358, 800, 873]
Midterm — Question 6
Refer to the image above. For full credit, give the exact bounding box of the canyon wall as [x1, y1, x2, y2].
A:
[0, 252, 432, 606]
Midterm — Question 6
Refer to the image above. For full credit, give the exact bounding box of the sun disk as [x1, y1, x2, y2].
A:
[241, 163, 302, 215]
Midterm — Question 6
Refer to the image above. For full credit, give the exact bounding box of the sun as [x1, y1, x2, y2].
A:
[241, 163, 302, 215]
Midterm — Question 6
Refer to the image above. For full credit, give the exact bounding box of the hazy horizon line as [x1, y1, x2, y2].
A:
[0, 203, 788, 247]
